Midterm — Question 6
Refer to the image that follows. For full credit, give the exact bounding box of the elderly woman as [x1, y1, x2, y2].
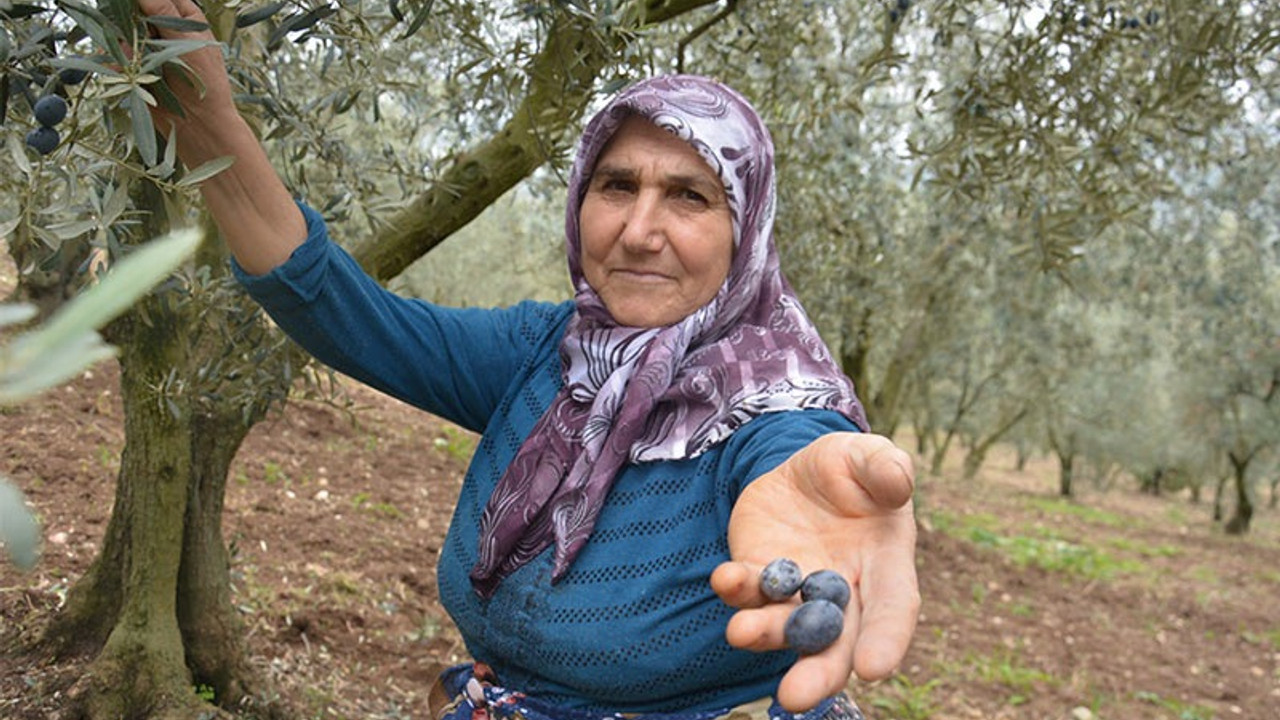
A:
[138, 1, 920, 718]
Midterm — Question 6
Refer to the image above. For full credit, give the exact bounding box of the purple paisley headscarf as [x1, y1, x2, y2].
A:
[469, 75, 868, 598]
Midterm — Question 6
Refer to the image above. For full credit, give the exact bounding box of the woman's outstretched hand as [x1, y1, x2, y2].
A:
[711, 432, 919, 713]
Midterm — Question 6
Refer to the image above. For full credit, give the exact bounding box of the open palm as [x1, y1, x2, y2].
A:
[711, 432, 920, 713]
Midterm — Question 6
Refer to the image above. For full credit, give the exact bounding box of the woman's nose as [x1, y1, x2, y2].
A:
[619, 192, 665, 252]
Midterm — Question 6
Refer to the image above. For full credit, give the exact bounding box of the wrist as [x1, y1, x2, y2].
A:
[169, 110, 257, 168]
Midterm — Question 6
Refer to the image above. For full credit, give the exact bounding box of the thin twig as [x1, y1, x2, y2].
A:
[676, 0, 739, 74]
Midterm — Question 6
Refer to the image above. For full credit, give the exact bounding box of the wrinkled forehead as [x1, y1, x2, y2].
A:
[567, 75, 774, 247]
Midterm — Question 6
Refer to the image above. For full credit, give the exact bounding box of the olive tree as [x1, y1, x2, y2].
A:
[3, 1, 727, 717]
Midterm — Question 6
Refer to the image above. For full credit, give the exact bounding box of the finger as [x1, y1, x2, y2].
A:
[723, 603, 798, 651]
[843, 433, 915, 510]
[710, 561, 761, 608]
[851, 512, 920, 680]
[774, 599, 860, 713]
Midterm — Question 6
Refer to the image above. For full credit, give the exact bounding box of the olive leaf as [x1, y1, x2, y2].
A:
[175, 155, 235, 187]
[235, 1, 287, 29]
[128, 85, 157, 167]
[0, 228, 201, 406]
[143, 15, 210, 33]
[0, 478, 40, 570]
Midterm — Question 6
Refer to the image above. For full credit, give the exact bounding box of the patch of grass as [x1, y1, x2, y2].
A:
[1241, 627, 1280, 651]
[1165, 505, 1192, 525]
[970, 581, 989, 605]
[320, 570, 364, 596]
[433, 425, 477, 463]
[1257, 569, 1280, 586]
[1133, 690, 1215, 720]
[95, 444, 117, 469]
[1023, 496, 1126, 527]
[936, 647, 1054, 708]
[970, 648, 1054, 695]
[1108, 536, 1181, 558]
[867, 675, 940, 720]
[1009, 601, 1035, 617]
[262, 460, 288, 485]
[350, 492, 404, 519]
[1189, 565, 1221, 586]
[935, 509, 1145, 581]
[966, 526, 1143, 581]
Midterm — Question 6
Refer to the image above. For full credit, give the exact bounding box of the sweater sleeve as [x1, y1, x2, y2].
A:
[721, 409, 863, 498]
[231, 202, 572, 432]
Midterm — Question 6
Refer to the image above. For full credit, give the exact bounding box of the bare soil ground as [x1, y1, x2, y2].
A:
[2, 363, 1279, 720]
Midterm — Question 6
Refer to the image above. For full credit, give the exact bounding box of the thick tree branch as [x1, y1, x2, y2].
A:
[352, 0, 722, 282]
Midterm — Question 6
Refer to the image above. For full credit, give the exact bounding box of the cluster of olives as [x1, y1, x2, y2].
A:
[25, 93, 67, 155]
[3, 15, 94, 156]
[760, 558, 852, 655]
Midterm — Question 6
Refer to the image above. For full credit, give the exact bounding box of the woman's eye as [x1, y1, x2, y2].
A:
[677, 188, 708, 205]
[600, 178, 635, 193]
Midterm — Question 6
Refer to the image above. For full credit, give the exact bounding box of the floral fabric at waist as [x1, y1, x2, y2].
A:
[428, 663, 866, 720]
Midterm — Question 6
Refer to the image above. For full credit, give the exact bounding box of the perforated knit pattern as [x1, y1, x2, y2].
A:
[433, 311, 859, 713]
[235, 207, 861, 714]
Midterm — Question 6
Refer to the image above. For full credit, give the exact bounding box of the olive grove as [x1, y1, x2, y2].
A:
[2, 0, 1278, 718]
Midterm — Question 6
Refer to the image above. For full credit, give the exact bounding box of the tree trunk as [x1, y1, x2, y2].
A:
[1058, 452, 1074, 497]
[177, 402, 258, 708]
[52, 303, 212, 719]
[1139, 468, 1164, 496]
[1212, 475, 1228, 522]
[963, 407, 1029, 480]
[43, 287, 292, 719]
[35, 166, 293, 716]
[1223, 454, 1253, 535]
[1014, 442, 1030, 471]
[930, 429, 956, 475]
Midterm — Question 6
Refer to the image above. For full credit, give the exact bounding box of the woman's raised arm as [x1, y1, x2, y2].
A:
[138, 0, 305, 275]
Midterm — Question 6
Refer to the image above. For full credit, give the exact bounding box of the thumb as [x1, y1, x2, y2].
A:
[785, 433, 915, 517]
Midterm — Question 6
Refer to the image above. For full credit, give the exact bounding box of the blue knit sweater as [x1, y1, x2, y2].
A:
[234, 204, 860, 713]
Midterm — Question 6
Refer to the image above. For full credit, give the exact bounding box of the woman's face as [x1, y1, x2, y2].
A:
[578, 117, 734, 328]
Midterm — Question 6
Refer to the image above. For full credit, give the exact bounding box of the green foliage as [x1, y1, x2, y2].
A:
[1133, 690, 1215, 720]
[867, 674, 941, 720]
[935, 509, 1144, 580]
[0, 229, 200, 403]
[968, 525, 1144, 580]
[351, 491, 404, 519]
[966, 646, 1055, 705]
[1241, 628, 1280, 652]
[0, 478, 40, 569]
[261, 460, 287, 485]
[1107, 536, 1180, 559]
[433, 425, 477, 464]
[1022, 496, 1125, 527]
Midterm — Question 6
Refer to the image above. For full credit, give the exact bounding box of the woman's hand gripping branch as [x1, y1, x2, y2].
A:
[137, 0, 304, 274]
[711, 433, 920, 713]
